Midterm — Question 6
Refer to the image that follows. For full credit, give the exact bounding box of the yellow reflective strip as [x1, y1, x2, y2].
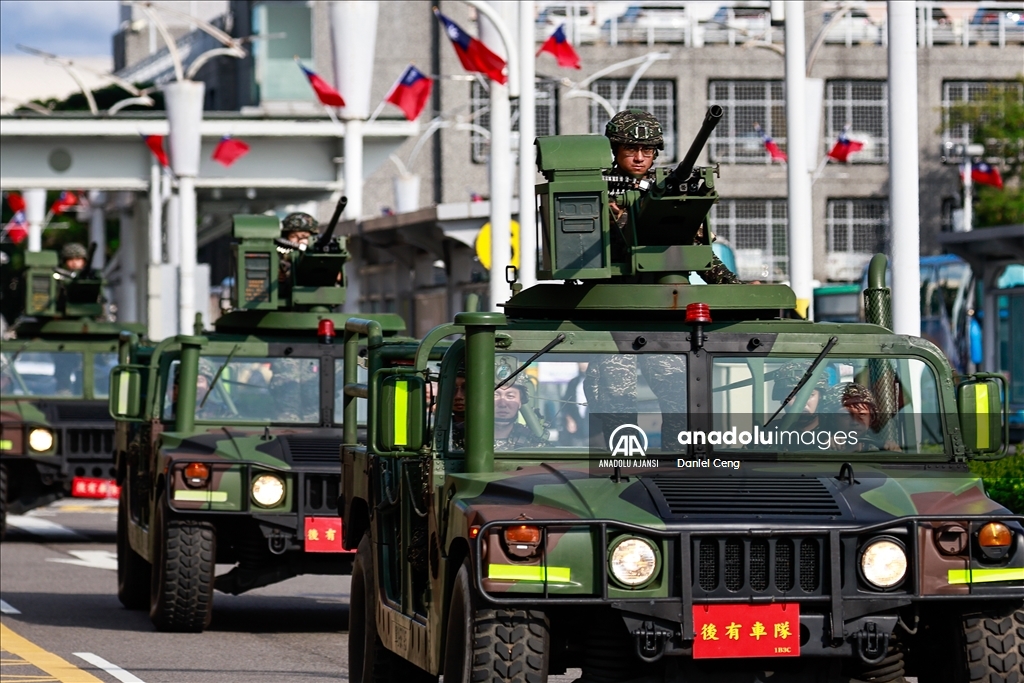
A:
[0, 439, 12, 450]
[173, 490, 228, 503]
[0, 623, 103, 683]
[975, 383, 990, 450]
[948, 567, 1024, 585]
[488, 564, 571, 583]
[116, 371, 130, 415]
[393, 380, 408, 447]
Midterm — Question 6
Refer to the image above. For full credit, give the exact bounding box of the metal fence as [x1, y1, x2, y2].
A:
[708, 81, 787, 165]
[942, 80, 1024, 148]
[709, 199, 788, 283]
[826, 199, 890, 282]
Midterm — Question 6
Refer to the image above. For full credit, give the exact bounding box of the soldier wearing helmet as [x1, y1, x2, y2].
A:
[603, 110, 740, 284]
[60, 242, 88, 273]
[771, 360, 831, 430]
[493, 357, 546, 451]
[278, 212, 318, 291]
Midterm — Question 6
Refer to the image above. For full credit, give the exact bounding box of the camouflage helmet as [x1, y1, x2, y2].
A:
[822, 382, 877, 413]
[605, 109, 664, 150]
[197, 358, 219, 380]
[281, 212, 318, 236]
[771, 361, 831, 402]
[61, 242, 88, 261]
[494, 355, 532, 400]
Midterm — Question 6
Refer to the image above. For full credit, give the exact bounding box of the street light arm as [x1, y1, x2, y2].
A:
[617, 52, 664, 110]
[463, 0, 520, 98]
[185, 47, 247, 79]
[807, 3, 853, 76]
[136, 3, 184, 81]
[108, 95, 155, 115]
[136, 1, 244, 51]
[576, 53, 670, 90]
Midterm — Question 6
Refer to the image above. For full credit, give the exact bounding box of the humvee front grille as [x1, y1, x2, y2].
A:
[65, 428, 114, 459]
[55, 404, 110, 421]
[653, 477, 841, 517]
[302, 474, 340, 514]
[694, 536, 823, 595]
[284, 437, 343, 466]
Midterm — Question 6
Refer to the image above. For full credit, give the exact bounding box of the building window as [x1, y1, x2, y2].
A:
[825, 80, 888, 163]
[825, 199, 889, 281]
[253, 2, 313, 102]
[708, 199, 787, 282]
[471, 78, 559, 164]
[589, 79, 677, 161]
[708, 80, 786, 164]
[942, 81, 1024, 148]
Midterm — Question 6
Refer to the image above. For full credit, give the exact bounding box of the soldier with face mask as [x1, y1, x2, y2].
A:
[604, 110, 739, 285]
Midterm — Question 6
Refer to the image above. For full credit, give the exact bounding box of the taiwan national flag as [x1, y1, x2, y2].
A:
[212, 135, 250, 167]
[537, 25, 581, 69]
[50, 191, 78, 216]
[2, 211, 28, 244]
[435, 10, 507, 85]
[298, 63, 346, 107]
[827, 130, 865, 163]
[755, 124, 787, 162]
[142, 134, 169, 167]
[971, 161, 1004, 189]
[6, 192, 25, 214]
[385, 65, 433, 121]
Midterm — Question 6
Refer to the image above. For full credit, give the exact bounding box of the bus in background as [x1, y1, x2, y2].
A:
[995, 264, 1024, 440]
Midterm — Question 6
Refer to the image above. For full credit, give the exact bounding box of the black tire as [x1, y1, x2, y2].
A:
[0, 463, 7, 542]
[442, 558, 549, 683]
[148, 502, 216, 632]
[116, 492, 150, 610]
[349, 534, 435, 683]
[952, 603, 1024, 682]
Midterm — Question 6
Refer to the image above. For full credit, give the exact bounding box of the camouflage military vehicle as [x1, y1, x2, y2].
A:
[1, 246, 143, 539]
[339, 113, 1023, 682]
[109, 205, 406, 632]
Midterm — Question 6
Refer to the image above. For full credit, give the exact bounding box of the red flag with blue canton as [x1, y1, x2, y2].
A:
[212, 135, 251, 167]
[142, 134, 169, 167]
[50, 191, 78, 216]
[385, 65, 433, 121]
[435, 10, 507, 85]
[971, 161, 1004, 189]
[827, 129, 864, 163]
[537, 24, 581, 69]
[298, 63, 345, 107]
[755, 124, 787, 162]
[2, 210, 28, 244]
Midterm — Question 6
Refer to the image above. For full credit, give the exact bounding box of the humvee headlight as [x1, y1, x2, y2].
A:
[609, 537, 659, 588]
[978, 522, 1013, 560]
[860, 538, 907, 589]
[28, 428, 54, 452]
[251, 474, 285, 508]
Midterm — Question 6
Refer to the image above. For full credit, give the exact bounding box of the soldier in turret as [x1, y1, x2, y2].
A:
[59, 243, 88, 274]
[604, 109, 739, 284]
[278, 212, 317, 293]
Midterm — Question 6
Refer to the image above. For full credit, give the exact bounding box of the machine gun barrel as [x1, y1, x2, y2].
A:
[669, 105, 724, 183]
[83, 242, 98, 276]
[313, 195, 348, 252]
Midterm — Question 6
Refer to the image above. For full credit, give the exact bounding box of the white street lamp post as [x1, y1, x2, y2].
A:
[518, 0, 537, 289]
[784, 1, 814, 320]
[23, 189, 46, 252]
[887, 0, 921, 337]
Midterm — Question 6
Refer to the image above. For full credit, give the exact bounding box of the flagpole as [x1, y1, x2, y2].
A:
[366, 101, 386, 124]
[810, 155, 829, 185]
[963, 158, 973, 232]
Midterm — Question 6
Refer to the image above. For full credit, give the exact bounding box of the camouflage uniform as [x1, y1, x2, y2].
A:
[493, 367, 546, 451]
[604, 110, 740, 285]
[494, 422, 546, 451]
[279, 212, 318, 290]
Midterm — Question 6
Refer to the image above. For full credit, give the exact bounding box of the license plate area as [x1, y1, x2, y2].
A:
[692, 603, 800, 659]
[303, 516, 350, 553]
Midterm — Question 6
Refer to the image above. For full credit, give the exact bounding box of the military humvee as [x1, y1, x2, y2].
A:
[109, 207, 406, 632]
[1, 247, 144, 539]
[340, 114, 1023, 682]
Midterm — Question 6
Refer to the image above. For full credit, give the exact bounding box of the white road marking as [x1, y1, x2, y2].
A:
[73, 652, 146, 683]
[47, 550, 118, 571]
[0, 599, 21, 614]
[5, 515, 88, 540]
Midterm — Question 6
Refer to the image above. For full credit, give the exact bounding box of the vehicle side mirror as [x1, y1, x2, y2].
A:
[109, 366, 143, 420]
[958, 374, 1007, 456]
[377, 374, 426, 453]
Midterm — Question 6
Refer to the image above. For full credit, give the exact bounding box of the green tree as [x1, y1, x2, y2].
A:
[948, 77, 1024, 227]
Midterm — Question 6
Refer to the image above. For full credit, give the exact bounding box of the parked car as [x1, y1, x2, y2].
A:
[824, 7, 882, 44]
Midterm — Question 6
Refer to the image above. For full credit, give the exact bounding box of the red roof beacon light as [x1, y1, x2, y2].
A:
[318, 319, 335, 344]
[685, 303, 712, 325]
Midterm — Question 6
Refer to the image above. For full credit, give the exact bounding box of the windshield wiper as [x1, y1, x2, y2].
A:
[201, 344, 240, 409]
[763, 336, 838, 427]
[494, 333, 566, 392]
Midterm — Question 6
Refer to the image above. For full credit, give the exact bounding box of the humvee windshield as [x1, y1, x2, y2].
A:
[1, 351, 84, 397]
[92, 353, 118, 398]
[475, 352, 943, 455]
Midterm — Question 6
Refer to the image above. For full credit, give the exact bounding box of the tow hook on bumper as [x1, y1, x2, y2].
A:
[852, 620, 890, 665]
[631, 620, 673, 663]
